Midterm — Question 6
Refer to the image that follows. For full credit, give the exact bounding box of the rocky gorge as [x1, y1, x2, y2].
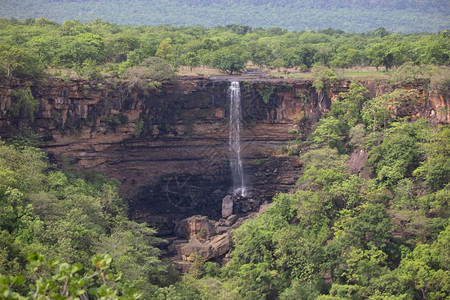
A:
[0, 74, 448, 264]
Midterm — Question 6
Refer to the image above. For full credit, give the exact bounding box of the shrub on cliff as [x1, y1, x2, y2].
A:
[388, 62, 432, 86]
[9, 87, 40, 121]
[430, 68, 450, 94]
[311, 66, 339, 93]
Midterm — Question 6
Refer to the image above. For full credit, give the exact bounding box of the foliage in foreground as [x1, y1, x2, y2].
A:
[0, 140, 177, 299]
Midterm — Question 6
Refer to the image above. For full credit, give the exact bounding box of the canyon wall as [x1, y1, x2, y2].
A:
[0, 76, 448, 234]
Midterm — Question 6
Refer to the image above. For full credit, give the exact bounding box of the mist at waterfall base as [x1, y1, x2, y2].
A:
[229, 81, 247, 197]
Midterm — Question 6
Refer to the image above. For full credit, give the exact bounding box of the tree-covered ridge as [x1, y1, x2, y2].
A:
[172, 0, 449, 11]
[1, 0, 449, 32]
[0, 19, 448, 79]
[43, 0, 450, 10]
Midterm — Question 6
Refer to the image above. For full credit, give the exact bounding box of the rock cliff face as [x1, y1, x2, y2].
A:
[0, 76, 448, 234]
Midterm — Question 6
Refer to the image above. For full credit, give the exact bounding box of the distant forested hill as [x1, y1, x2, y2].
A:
[1, 0, 449, 32]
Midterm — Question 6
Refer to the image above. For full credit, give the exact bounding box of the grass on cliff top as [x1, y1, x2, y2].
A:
[177, 65, 390, 80]
[177, 66, 223, 77]
[267, 66, 389, 80]
[337, 67, 390, 80]
[45, 65, 392, 82]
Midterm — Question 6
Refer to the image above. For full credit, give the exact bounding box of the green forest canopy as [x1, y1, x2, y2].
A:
[1, 0, 449, 32]
[0, 18, 449, 78]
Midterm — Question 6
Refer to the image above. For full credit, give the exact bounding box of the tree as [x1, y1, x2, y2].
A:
[58, 33, 105, 68]
[332, 81, 371, 128]
[333, 203, 394, 252]
[312, 66, 339, 93]
[155, 38, 175, 62]
[362, 89, 421, 131]
[282, 46, 317, 69]
[312, 117, 344, 151]
[273, 226, 324, 282]
[26, 34, 59, 66]
[200, 38, 219, 51]
[0, 253, 141, 299]
[397, 225, 450, 299]
[0, 142, 168, 298]
[249, 43, 274, 68]
[331, 45, 362, 68]
[415, 35, 450, 65]
[362, 94, 391, 132]
[388, 62, 431, 86]
[367, 42, 394, 71]
[413, 126, 450, 192]
[9, 87, 40, 121]
[0, 46, 43, 78]
[367, 120, 425, 188]
[371, 27, 390, 38]
[105, 34, 140, 63]
[181, 52, 200, 71]
[59, 19, 89, 36]
[95, 221, 164, 298]
[34, 17, 58, 27]
[210, 47, 247, 74]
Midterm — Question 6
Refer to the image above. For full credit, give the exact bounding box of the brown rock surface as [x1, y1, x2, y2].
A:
[347, 150, 370, 176]
[210, 233, 232, 258]
[174, 215, 216, 241]
[176, 240, 213, 260]
[221, 195, 234, 218]
[224, 214, 239, 227]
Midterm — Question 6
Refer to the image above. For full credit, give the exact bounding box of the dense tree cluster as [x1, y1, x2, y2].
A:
[0, 19, 449, 77]
[0, 139, 179, 298]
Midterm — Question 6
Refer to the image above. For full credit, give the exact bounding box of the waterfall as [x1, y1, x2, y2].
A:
[229, 81, 246, 197]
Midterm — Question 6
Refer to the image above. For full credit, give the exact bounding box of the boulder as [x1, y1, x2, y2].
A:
[167, 239, 188, 254]
[224, 214, 239, 226]
[176, 240, 213, 260]
[210, 233, 232, 258]
[222, 195, 234, 218]
[346, 150, 369, 175]
[174, 215, 215, 241]
[215, 226, 230, 235]
[174, 234, 231, 260]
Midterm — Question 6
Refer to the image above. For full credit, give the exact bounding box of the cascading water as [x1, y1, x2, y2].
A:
[229, 81, 247, 197]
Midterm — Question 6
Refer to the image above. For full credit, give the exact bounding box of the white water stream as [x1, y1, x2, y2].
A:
[229, 81, 246, 196]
